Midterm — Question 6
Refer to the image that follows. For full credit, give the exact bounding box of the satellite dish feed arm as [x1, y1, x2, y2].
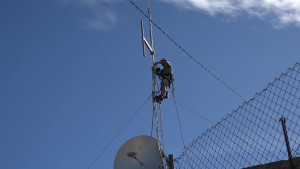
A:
[127, 152, 144, 166]
[141, 20, 154, 57]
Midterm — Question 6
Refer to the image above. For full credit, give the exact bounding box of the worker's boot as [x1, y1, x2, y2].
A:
[155, 95, 163, 103]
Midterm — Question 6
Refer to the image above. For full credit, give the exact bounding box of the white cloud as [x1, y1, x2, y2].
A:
[59, 0, 122, 30]
[82, 10, 118, 30]
[158, 0, 300, 27]
[59, 0, 300, 29]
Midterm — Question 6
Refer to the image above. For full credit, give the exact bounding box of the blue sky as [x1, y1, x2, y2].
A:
[0, 0, 299, 169]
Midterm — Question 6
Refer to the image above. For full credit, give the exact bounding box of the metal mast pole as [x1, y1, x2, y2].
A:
[148, 0, 154, 54]
[140, 0, 165, 160]
[139, 1, 171, 167]
[148, 0, 157, 140]
[147, 0, 164, 153]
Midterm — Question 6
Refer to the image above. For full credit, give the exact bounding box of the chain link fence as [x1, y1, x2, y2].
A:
[175, 63, 300, 169]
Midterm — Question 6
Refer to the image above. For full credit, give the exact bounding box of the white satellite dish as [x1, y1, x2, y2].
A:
[114, 135, 163, 169]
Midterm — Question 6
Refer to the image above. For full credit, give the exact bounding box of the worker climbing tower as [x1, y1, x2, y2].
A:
[114, 1, 174, 168]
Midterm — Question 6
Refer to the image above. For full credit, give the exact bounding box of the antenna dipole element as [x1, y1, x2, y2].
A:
[141, 21, 146, 57]
[141, 21, 154, 56]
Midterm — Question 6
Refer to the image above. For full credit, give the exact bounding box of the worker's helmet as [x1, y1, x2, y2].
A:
[160, 58, 168, 62]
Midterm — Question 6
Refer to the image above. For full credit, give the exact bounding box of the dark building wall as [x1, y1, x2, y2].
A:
[244, 157, 300, 169]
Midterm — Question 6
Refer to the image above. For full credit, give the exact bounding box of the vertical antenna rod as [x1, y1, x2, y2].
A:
[148, 0, 154, 56]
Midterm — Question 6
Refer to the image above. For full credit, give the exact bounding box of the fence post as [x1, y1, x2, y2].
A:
[168, 154, 174, 169]
[279, 117, 296, 169]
